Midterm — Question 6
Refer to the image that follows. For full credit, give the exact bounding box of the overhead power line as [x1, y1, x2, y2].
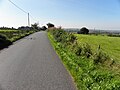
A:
[8, 0, 28, 14]
[29, 14, 38, 22]
[8, 0, 38, 27]
[8, 0, 29, 26]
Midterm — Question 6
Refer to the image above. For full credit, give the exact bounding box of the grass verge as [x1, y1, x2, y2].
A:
[47, 29, 120, 90]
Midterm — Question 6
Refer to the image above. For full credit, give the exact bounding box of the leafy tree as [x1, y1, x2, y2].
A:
[18, 26, 32, 30]
[41, 26, 47, 31]
[78, 27, 89, 34]
[47, 23, 55, 28]
[31, 23, 39, 30]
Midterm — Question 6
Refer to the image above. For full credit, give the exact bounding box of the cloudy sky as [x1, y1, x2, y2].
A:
[0, 0, 120, 30]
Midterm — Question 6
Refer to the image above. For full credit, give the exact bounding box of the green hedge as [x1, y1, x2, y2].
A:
[0, 30, 36, 49]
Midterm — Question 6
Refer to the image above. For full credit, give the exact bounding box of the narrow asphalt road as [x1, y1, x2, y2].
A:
[0, 31, 76, 90]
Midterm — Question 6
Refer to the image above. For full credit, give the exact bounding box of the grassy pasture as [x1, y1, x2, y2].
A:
[75, 34, 120, 62]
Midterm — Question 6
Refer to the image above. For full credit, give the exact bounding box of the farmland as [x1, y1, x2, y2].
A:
[75, 34, 120, 62]
[0, 29, 35, 49]
[48, 29, 120, 90]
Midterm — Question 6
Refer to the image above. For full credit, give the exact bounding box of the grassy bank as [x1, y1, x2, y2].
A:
[48, 29, 120, 90]
[0, 30, 36, 49]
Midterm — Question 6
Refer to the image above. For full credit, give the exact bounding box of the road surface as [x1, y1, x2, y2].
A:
[0, 31, 76, 90]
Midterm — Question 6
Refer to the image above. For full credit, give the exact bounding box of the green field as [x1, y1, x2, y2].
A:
[75, 34, 120, 62]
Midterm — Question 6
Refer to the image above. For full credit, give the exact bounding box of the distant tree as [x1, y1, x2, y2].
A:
[77, 27, 89, 34]
[0, 26, 16, 30]
[31, 23, 39, 30]
[47, 23, 55, 28]
[41, 26, 47, 31]
[18, 26, 32, 30]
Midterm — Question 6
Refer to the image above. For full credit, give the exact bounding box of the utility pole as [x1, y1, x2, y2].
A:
[28, 13, 30, 27]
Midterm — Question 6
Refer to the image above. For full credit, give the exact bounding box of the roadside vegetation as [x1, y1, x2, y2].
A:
[0, 30, 35, 50]
[0, 22, 54, 50]
[75, 34, 120, 63]
[48, 28, 120, 90]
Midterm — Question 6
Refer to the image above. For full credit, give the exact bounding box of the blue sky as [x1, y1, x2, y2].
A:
[0, 0, 120, 30]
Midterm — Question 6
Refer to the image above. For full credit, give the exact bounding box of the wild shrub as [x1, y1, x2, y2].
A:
[52, 29, 66, 42]
[0, 34, 12, 49]
[68, 33, 77, 43]
[82, 43, 92, 58]
[50, 29, 77, 44]
[75, 45, 82, 56]
[0, 34, 7, 40]
[94, 50, 110, 64]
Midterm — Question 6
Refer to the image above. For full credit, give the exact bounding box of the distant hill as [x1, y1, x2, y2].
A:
[64, 28, 120, 34]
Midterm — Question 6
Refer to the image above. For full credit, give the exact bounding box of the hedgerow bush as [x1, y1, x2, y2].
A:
[75, 45, 82, 56]
[108, 34, 120, 37]
[82, 43, 92, 58]
[0, 30, 36, 49]
[48, 29, 120, 90]
[0, 34, 12, 49]
[94, 50, 110, 64]
[49, 29, 77, 44]
[0, 34, 7, 40]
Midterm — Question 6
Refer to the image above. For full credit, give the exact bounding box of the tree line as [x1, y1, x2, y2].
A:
[0, 23, 55, 31]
